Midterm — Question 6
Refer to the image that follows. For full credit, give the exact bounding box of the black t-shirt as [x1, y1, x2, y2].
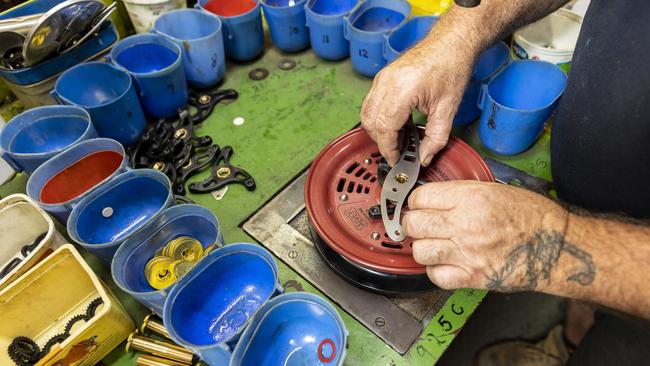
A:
[551, 0, 650, 219]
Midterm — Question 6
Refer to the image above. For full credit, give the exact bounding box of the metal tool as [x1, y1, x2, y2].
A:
[380, 119, 420, 241]
[136, 354, 189, 366]
[126, 333, 196, 365]
[22, 0, 116, 66]
[484, 157, 554, 195]
[141, 314, 172, 340]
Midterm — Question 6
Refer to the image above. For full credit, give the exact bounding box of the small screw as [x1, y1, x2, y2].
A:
[395, 173, 408, 184]
[198, 95, 211, 104]
[364, 158, 372, 164]
[375, 317, 386, 327]
[288, 250, 298, 259]
[153, 162, 165, 171]
[174, 128, 188, 139]
[339, 194, 348, 202]
[371, 232, 380, 240]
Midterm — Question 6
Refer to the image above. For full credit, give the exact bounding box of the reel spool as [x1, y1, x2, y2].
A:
[305, 127, 494, 295]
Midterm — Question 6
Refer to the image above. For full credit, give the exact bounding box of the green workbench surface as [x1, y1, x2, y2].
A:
[0, 45, 552, 366]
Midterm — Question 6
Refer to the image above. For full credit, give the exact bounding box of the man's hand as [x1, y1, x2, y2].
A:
[403, 181, 570, 291]
[360, 38, 477, 167]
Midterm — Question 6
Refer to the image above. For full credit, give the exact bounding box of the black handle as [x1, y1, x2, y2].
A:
[455, 0, 481, 7]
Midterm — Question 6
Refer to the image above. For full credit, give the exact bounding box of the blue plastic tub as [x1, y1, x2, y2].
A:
[231, 292, 349, 366]
[344, 0, 410, 77]
[197, 0, 265, 61]
[478, 60, 567, 155]
[26, 138, 128, 223]
[110, 34, 188, 119]
[67, 169, 174, 263]
[153, 9, 226, 88]
[261, 0, 310, 53]
[305, 0, 358, 60]
[53, 62, 147, 145]
[384, 16, 438, 62]
[0, 106, 97, 174]
[163, 243, 281, 364]
[454, 41, 511, 126]
[111, 204, 224, 315]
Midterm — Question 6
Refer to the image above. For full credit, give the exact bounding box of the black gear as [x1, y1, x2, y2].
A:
[40, 333, 67, 357]
[63, 314, 87, 335]
[84, 297, 104, 320]
[8, 336, 41, 366]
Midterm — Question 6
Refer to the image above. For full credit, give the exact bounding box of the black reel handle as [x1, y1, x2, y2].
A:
[188, 146, 256, 193]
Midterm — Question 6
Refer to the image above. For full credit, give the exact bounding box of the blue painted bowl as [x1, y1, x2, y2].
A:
[112, 204, 224, 315]
[0, 105, 97, 174]
[231, 292, 349, 366]
[163, 243, 281, 364]
[67, 169, 174, 263]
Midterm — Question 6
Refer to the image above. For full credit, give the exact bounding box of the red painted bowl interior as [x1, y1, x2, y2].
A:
[40, 150, 123, 204]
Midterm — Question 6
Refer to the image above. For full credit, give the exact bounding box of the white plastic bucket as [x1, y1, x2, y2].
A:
[123, 0, 186, 33]
[511, 8, 583, 72]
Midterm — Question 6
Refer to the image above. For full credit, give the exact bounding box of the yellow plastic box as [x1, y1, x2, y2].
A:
[409, 0, 453, 15]
[0, 244, 134, 366]
[0, 193, 67, 291]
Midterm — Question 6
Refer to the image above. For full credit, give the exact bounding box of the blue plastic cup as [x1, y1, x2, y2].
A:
[343, 0, 410, 77]
[231, 292, 349, 366]
[0, 105, 97, 174]
[305, 0, 358, 60]
[478, 60, 567, 155]
[163, 243, 282, 365]
[197, 0, 264, 61]
[110, 34, 188, 119]
[153, 9, 226, 88]
[27, 138, 129, 223]
[384, 16, 439, 63]
[112, 204, 224, 315]
[454, 41, 511, 126]
[261, 0, 310, 53]
[67, 169, 174, 264]
[53, 62, 147, 145]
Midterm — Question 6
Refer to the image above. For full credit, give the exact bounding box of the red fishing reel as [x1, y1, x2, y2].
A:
[305, 127, 494, 294]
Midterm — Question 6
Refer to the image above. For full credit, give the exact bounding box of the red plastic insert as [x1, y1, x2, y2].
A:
[305, 127, 494, 275]
[40, 150, 123, 204]
[204, 0, 257, 16]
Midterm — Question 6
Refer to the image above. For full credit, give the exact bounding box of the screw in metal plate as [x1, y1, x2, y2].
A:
[339, 194, 348, 202]
[288, 250, 298, 259]
[371, 232, 381, 240]
[375, 317, 386, 327]
[198, 95, 211, 104]
[395, 173, 408, 184]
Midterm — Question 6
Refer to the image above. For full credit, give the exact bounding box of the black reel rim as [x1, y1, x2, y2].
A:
[309, 220, 436, 295]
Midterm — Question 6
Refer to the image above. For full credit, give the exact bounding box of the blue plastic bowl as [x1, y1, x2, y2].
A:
[231, 292, 349, 365]
[112, 204, 224, 315]
[384, 16, 439, 62]
[0, 105, 97, 174]
[67, 169, 174, 263]
[163, 243, 281, 364]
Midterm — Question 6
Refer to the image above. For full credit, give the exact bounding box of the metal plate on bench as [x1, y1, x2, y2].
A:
[243, 172, 451, 354]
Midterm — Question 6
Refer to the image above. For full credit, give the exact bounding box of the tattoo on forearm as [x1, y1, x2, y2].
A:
[485, 231, 596, 291]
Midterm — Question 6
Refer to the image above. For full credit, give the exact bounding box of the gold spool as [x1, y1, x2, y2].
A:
[126, 333, 195, 365]
[136, 354, 189, 366]
[141, 314, 171, 340]
[145, 256, 177, 290]
[163, 237, 203, 262]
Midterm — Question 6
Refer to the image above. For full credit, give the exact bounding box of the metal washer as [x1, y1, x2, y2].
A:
[277, 58, 297, 71]
[248, 67, 269, 81]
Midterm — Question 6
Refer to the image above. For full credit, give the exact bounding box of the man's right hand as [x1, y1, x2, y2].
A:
[360, 35, 477, 166]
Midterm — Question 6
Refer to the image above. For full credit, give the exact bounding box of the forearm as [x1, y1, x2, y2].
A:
[544, 214, 650, 318]
[410, 0, 571, 61]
